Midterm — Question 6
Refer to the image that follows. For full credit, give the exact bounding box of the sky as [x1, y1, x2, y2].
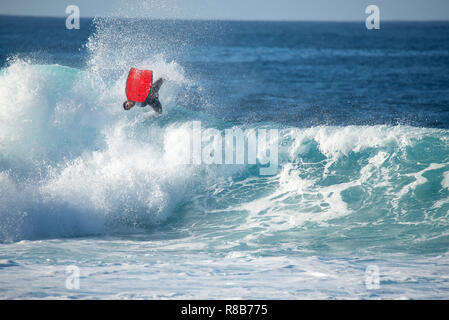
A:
[0, 0, 448, 21]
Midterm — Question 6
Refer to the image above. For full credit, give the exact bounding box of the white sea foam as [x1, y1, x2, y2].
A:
[0, 55, 192, 240]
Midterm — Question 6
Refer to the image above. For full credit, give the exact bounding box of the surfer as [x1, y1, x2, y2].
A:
[123, 77, 164, 113]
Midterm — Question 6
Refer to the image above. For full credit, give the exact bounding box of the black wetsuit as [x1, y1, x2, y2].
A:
[139, 78, 164, 113]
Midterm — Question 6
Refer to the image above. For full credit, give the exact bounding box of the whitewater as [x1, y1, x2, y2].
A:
[1, 14, 449, 299]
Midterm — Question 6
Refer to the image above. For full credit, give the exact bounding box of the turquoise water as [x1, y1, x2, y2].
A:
[0, 14, 449, 299]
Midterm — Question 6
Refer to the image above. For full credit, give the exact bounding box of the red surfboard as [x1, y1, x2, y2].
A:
[126, 68, 153, 102]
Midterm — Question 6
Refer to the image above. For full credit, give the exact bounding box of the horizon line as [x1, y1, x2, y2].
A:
[1, 13, 448, 23]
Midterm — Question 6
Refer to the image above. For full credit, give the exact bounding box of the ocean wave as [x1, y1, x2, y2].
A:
[1, 60, 449, 243]
[1, 15, 449, 245]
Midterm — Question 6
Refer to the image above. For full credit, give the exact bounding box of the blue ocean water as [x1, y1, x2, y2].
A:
[0, 14, 449, 299]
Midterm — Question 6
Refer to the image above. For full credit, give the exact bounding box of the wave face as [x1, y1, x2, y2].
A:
[0, 17, 448, 250]
[1, 57, 449, 250]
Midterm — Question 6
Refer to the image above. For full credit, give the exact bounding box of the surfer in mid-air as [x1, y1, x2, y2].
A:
[123, 68, 164, 113]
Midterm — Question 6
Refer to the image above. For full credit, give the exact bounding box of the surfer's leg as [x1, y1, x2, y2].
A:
[152, 78, 164, 94]
[150, 98, 162, 114]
